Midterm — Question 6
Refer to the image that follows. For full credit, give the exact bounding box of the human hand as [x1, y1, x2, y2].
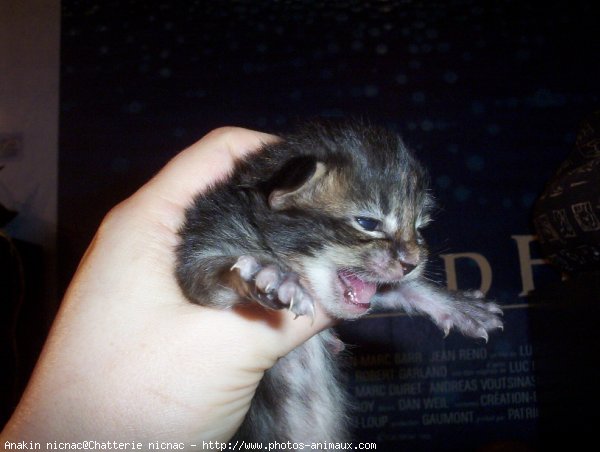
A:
[1, 127, 333, 444]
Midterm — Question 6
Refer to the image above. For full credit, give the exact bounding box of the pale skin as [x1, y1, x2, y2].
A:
[0, 127, 333, 444]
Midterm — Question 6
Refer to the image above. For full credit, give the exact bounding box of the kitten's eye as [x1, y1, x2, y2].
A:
[355, 217, 381, 232]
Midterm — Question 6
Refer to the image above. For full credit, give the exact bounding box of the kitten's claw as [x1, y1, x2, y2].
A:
[289, 296, 295, 314]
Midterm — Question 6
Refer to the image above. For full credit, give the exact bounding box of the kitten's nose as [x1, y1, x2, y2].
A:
[393, 242, 420, 275]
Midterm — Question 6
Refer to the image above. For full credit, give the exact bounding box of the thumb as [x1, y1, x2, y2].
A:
[145, 127, 278, 210]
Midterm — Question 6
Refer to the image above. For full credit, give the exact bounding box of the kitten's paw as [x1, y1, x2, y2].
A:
[440, 293, 503, 342]
[277, 273, 315, 319]
[231, 255, 315, 319]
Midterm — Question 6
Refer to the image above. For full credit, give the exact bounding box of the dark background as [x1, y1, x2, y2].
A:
[57, 1, 599, 451]
[59, 0, 598, 278]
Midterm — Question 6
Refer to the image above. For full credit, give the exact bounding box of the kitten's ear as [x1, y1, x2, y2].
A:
[266, 157, 327, 210]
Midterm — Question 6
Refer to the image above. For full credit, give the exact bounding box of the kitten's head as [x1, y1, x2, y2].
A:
[266, 121, 434, 319]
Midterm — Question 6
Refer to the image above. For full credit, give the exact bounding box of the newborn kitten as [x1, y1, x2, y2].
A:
[176, 121, 503, 442]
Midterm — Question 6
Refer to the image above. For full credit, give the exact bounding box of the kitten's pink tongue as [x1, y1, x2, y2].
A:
[338, 270, 377, 306]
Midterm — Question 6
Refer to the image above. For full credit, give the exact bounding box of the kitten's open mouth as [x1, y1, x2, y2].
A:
[337, 269, 378, 312]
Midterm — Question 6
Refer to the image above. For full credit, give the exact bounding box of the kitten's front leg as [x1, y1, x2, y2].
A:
[176, 253, 314, 318]
[374, 280, 503, 341]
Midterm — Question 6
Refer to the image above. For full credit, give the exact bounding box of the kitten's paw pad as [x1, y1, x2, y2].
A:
[231, 255, 261, 281]
[277, 274, 315, 319]
[254, 265, 283, 294]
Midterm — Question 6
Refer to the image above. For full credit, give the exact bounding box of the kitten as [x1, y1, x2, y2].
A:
[175, 121, 503, 442]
